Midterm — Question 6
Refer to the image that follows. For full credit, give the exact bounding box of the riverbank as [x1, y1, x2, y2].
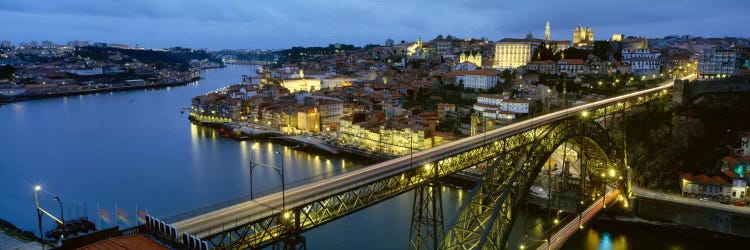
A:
[0, 76, 201, 104]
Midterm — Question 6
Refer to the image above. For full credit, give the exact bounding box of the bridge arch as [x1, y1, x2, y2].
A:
[442, 116, 628, 250]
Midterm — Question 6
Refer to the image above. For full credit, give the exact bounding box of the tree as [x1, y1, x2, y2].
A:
[592, 41, 613, 61]
[532, 42, 555, 61]
[556, 47, 588, 60]
[0, 65, 14, 80]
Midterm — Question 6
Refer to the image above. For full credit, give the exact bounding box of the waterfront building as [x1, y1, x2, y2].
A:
[493, 37, 543, 70]
[297, 106, 320, 133]
[680, 173, 731, 198]
[0, 87, 26, 96]
[338, 118, 445, 156]
[611, 34, 624, 42]
[622, 48, 662, 76]
[307, 96, 344, 131]
[445, 69, 499, 90]
[573, 25, 594, 48]
[698, 49, 740, 79]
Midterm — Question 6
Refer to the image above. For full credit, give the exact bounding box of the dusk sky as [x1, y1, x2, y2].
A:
[1, 0, 748, 50]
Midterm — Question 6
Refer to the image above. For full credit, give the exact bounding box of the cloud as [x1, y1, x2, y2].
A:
[0, 0, 747, 49]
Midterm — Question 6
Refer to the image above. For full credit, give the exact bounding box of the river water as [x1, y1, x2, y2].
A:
[0, 65, 729, 249]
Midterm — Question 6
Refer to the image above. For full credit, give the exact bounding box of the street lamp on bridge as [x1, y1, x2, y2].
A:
[248, 148, 286, 213]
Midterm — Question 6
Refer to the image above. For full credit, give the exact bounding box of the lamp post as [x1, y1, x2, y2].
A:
[248, 150, 285, 212]
[34, 185, 44, 250]
[53, 197, 64, 223]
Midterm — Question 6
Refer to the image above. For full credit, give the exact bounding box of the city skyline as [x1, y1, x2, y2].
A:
[1, 0, 748, 49]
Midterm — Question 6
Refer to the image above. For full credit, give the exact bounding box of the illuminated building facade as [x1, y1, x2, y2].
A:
[338, 119, 445, 156]
[493, 38, 542, 70]
[282, 69, 322, 93]
[622, 48, 662, 76]
[698, 49, 740, 78]
[459, 51, 482, 67]
[573, 25, 594, 48]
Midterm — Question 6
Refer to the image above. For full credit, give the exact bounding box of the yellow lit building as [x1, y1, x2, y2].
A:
[297, 107, 320, 132]
[459, 51, 482, 67]
[573, 25, 594, 48]
[281, 70, 321, 93]
[493, 38, 542, 70]
[338, 119, 446, 156]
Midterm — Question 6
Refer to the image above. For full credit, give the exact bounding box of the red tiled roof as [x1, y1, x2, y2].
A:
[504, 99, 530, 104]
[478, 93, 502, 99]
[681, 172, 693, 181]
[558, 59, 584, 65]
[723, 156, 739, 164]
[445, 69, 496, 77]
[693, 174, 711, 184]
[528, 60, 555, 65]
[710, 176, 729, 185]
[723, 170, 740, 179]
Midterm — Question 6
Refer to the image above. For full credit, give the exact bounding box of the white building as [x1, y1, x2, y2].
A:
[622, 48, 661, 76]
[527, 60, 556, 75]
[446, 69, 498, 90]
[556, 59, 585, 76]
[473, 94, 530, 120]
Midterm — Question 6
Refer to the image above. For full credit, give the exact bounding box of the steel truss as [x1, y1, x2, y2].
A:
[409, 165, 445, 250]
[442, 117, 627, 250]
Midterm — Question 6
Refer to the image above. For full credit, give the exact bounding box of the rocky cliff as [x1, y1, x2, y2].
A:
[623, 92, 750, 191]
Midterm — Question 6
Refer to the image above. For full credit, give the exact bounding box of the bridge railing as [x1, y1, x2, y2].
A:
[163, 167, 355, 223]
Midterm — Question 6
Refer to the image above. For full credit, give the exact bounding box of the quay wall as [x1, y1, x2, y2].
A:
[633, 196, 750, 237]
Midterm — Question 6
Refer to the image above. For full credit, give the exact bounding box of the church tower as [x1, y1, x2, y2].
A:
[545, 21, 551, 41]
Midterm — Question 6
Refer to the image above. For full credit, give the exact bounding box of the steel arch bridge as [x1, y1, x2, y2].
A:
[142, 78, 683, 250]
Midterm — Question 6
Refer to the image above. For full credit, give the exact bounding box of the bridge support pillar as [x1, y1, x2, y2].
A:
[273, 235, 306, 250]
[408, 181, 444, 250]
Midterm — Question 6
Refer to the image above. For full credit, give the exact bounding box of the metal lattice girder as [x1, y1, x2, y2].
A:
[442, 117, 629, 250]
[442, 152, 527, 250]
